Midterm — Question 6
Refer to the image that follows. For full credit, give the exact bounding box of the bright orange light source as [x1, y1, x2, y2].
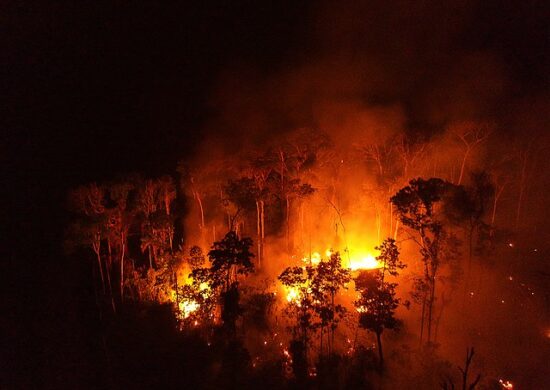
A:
[349, 254, 381, 271]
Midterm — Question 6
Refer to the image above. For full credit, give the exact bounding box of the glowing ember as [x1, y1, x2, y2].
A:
[499, 379, 513, 389]
[349, 254, 381, 271]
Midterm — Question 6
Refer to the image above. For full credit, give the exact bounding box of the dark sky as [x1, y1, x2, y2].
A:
[4, 1, 547, 193]
[3, 0, 313, 272]
[1, 1, 548, 385]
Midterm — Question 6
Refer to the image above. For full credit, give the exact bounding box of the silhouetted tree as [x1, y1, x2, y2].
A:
[354, 271, 400, 370]
[67, 184, 109, 299]
[310, 252, 350, 355]
[441, 347, 482, 390]
[391, 177, 456, 344]
[278, 265, 317, 363]
[445, 173, 493, 307]
[376, 237, 405, 281]
[207, 231, 254, 335]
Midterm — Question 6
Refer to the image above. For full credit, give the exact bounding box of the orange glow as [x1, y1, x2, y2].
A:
[170, 268, 212, 320]
[286, 287, 300, 303]
[301, 252, 322, 265]
[349, 253, 381, 271]
[301, 247, 382, 271]
[499, 379, 513, 389]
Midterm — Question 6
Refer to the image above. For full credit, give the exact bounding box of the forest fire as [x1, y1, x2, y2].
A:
[65, 126, 549, 388]
[6, 1, 548, 388]
[58, 10, 548, 387]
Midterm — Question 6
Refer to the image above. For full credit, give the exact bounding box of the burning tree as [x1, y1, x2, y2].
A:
[207, 231, 255, 335]
[354, 271, 400, 370]
[352, 237, 404, 370]
[310, 252, 351, 356]
[279, 251, 350, 376]
[178, 267, 217, 327]
[278, 265, 316, 361]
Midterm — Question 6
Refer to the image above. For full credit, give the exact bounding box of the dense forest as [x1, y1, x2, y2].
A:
[65, 126, 549, 389]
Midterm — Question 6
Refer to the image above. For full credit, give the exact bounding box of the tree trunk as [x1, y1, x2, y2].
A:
[463, 224, 474, 310]
[286, 196, 290, 253]
[490, 193, 498, 233]
[196, 192, 205, 231]
[458, 148, 471, 185]
[389, 203, 393, 238]
[375, 208, 381, 243]
[420, 293, 426, 345]
[260, 200, 265, 262]
[393, 219, 400, 240]
[320, 326, 323, 357]
[330, 294, 335, 355]
[490, 183, 506, 237]
[376, 331, 384, 370]
[261, 201, 265, 239]
[427, 275, 436, 343]
[434, 292, 447, 343]
[120, 231, 125, 302]
[174, 271, 179, 310]
[256, 200, 261, 268]
[106, 239, 116, 312]
[516, 154, 528, 229]
[93, 240, 105, 294]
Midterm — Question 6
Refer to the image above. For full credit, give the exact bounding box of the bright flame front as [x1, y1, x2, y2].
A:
[179, 299, 199, 318]
[349, 254, 381, 271]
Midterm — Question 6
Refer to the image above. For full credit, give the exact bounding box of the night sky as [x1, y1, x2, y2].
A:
[2, 1, 548, 387]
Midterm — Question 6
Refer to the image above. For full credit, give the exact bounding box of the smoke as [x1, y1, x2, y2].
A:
[176, 2, 549, 386]
[199, 1, 545, 151]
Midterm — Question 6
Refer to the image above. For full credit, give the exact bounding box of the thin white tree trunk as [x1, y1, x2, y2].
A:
[120, 231, 125, 302]
[458, 148, 470, 185]
[93, 239, 105, 294]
